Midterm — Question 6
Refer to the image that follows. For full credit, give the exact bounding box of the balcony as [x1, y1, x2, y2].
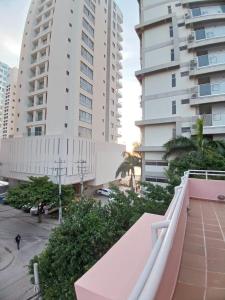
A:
[116, 91, 122, 99]
[116, 101, 122, 108]
[185, 6, 225, 26]
[188, 27, 225, 49]
[75, 170, 225, 300]
[189, 52, 225, 76]
[192, 113, 225, 135]
[182, 0, 220, 5]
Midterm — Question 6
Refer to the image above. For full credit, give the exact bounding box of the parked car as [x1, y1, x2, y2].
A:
[30, 202, 56, 215]
[22, 203, 32, 213]
[96, 188, 113, 197]
[30, 203, 45, 215]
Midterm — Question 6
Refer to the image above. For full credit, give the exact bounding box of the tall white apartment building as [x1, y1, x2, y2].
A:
[0, 0, 124, 187]
[136, 0, 225, 184]
[2, 68, 18, 139]
[0, 62, 10, 137]
[15, 0, 123, 141]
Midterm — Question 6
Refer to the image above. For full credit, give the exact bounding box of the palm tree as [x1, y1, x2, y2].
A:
[116, 152, 141, 190]
[164, 118, 225, 159]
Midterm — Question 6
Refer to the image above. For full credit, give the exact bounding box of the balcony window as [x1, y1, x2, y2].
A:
[192, 7, 201, 17]
[78, 126, 92, 139]
[36, 111, 43, 121]
[80, 77, 93, 94]
[195, 28, 206, 40]
[80, 94, 92, 109]
[37, 94, 44, 105]
[79, 110, 92, 124]
[27, 112, 33, 122]
[35, 126, 42, 136]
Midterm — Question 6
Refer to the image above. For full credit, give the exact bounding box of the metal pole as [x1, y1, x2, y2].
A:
[58, 158, 62, 224]
[34, 263, 41, 299]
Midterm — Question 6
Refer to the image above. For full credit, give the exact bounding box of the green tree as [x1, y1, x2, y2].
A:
[164, 118, 225, 159]
[115, 152, 141, 190]
[7, 176, 74, 221]
[166, 150, 225, 191]
[29, 185, 172, 300]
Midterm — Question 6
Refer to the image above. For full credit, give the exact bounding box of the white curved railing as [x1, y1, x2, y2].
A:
[129, 170, 225, 300]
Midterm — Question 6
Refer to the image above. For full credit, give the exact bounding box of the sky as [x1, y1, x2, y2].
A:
[0, 0, 141, 151]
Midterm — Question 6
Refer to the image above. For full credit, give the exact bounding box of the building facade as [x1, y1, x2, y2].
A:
[136, 0, 225, 184]
[0, 0, 125, 187]
[2, 68, 18, 139]
[15, 0, 123, 142]
[0, 62, 10, 137]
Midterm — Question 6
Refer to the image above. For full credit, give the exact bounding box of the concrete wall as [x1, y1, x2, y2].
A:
[0, 135, 125, 186]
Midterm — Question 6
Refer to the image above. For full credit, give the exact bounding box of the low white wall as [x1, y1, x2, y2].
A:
[0, 136, 125, 186]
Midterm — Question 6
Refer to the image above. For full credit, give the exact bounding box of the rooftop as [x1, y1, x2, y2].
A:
[75, 170, 225, 300]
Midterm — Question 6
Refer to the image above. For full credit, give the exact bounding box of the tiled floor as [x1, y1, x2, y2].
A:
[172, 199, 225, 300]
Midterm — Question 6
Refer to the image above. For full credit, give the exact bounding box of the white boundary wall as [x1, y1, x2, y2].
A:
[0, 136, 125, 186]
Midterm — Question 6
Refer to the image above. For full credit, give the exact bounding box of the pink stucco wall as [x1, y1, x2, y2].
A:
[189, 178, 225, 201]
[75, 213, 164, 300]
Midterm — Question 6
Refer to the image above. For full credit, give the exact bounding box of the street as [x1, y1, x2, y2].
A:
[0, 204, 57, 300]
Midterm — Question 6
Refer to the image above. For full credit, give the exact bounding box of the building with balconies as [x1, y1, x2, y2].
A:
[135, 0, 225, 184]
[0, 62, 10, 138]
[2, 68, 18, 139]
[0, 0, 125, 188]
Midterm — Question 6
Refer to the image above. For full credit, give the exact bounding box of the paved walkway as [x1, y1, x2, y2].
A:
[0, 205, 57, 300]
[173, 199, 225, 300]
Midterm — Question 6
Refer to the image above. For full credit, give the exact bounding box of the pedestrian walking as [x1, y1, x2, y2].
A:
[15, 234, 21, 250]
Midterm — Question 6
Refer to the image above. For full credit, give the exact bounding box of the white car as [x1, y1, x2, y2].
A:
[96, 188, 113, 197]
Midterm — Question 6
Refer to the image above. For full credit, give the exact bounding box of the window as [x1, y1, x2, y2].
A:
[169, 25, 173, 38]
[79, 110, 92, 124]
[79, 126, 92, 138]
[83, 5, 95, 24]
[81, 46, 93, 65]
[80, 77, 93, 94]
[181, 71, 189, 77]
[145, 161, 168, 166]
[80, 61, 93, 79]
[35, 126, 42, 136]
[83, 18, 94, 37]
[181, 98, 190, 104]
[146, 177, 168, 183]
[181, 127, 191, 133]
[36, 111, 43, 121]
[172, 100, 176, 114]
[82, 31, 94, 50]
[168, 5, 172, 14]
[80, 93, 92, 109]
[172, 74, 176, 87]
[171, 49, 175, 61]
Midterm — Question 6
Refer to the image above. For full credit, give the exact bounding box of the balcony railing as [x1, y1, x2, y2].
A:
[198, 82, 225, 97]
[185, 5, 225, 20]
[190, 52, 225, 70]
[188, 27, 225, 43]
[192, 113, 225, 127]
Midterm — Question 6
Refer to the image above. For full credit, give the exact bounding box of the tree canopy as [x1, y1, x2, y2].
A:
[6, 176, 74, 209]
[30, 184, 171, 300]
